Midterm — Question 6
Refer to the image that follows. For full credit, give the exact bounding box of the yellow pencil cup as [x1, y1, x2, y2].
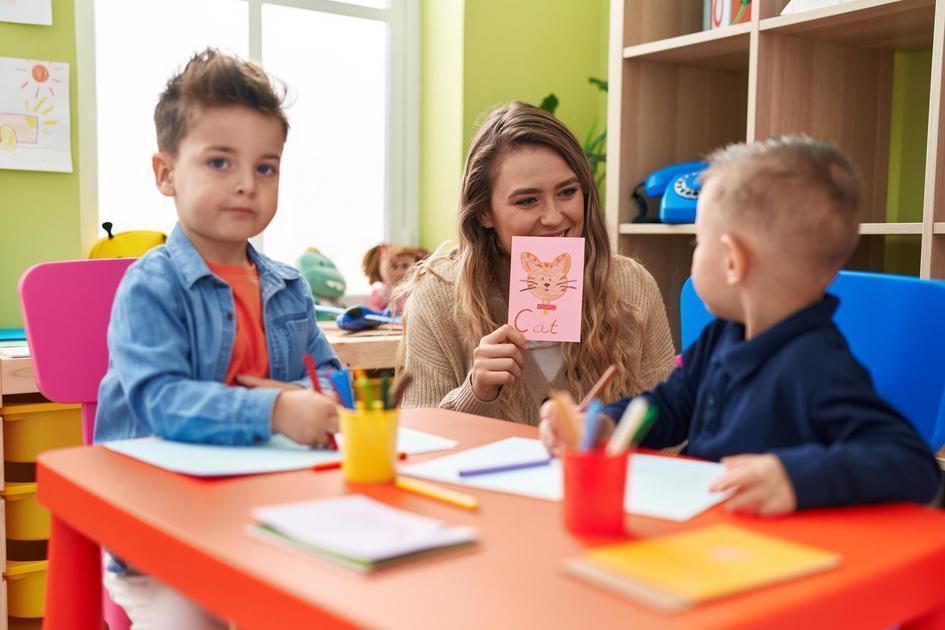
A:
[339, 408, 398, 483]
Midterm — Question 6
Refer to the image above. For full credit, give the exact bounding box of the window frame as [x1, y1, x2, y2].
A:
[74, 0, 420, 258]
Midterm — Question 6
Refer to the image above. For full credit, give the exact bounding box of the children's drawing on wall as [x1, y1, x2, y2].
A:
[508, 236, 585, 342]
[0, 57, 72, 172]
[0, 0, 52, 25]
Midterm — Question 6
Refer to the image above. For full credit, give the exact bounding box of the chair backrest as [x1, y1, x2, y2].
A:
[18, 258, 134, 445]
[680, 271, 945, 451]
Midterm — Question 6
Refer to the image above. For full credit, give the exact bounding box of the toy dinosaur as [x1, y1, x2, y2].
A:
[297, 248, 347, 321]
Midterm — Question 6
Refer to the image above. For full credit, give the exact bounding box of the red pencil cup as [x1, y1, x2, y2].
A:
[563, 449, 628, 536]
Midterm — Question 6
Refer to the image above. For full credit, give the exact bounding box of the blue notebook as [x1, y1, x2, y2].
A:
[0, 329, 26, 342]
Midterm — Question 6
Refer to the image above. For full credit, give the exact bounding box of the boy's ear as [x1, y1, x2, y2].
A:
[720, 232, 748, 285]
[152, 152, 176, 197]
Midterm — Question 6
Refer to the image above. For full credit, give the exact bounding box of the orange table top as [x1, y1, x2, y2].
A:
[38, 409, 945, 630]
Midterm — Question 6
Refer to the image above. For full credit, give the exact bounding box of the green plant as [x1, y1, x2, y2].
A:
[538, 76, 608, 187]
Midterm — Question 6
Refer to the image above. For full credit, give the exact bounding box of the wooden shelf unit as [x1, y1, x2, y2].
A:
[606, 0, 945, 347]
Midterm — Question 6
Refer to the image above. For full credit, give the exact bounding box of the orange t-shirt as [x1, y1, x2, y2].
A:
[206, 261, 269, 385]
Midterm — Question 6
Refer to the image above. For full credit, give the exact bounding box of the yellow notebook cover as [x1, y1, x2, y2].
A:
[565, 524, 840, 613]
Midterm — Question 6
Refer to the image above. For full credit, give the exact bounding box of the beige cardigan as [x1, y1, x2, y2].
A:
[401, 254, 677, 425]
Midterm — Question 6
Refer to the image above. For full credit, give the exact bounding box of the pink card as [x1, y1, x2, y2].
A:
[508, 236, 585, 342]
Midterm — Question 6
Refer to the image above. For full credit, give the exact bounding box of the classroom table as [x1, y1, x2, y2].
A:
[0, 324, 401, 406]
[316, 321, 401, 371]
[37, 409, 945, 630]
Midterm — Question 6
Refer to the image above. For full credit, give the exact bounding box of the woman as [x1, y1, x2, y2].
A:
[397, 101, 676, 425]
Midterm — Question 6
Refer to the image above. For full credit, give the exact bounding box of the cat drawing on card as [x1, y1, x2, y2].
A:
[520, 252, 576, 315]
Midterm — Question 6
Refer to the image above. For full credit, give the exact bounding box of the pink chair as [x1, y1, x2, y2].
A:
[19, 258, 135, 630]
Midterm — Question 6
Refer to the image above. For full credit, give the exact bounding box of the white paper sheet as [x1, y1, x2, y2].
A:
[253, 494, 476, 563]
[105, 427, 457, 477]
[400, 437, 730, 522]
[0, 1, 52, 25]
[0, 56, 72, 172]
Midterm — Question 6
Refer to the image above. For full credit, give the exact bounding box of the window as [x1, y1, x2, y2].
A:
[81, 0, 418, 295]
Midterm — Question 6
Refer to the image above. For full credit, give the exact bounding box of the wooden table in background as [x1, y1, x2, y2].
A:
[0, 324, 401, 406]
[317, 321, 402, 371]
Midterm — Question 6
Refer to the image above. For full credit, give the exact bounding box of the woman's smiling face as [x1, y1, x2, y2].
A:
[484, 144, 585, 253]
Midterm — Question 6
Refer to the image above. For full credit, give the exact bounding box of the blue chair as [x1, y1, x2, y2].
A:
[680, 272, 945, 451]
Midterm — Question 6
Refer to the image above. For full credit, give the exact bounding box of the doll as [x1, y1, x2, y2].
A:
[362, 242, 429, 313]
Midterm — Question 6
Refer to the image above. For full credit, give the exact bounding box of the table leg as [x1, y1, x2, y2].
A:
[44, 515, 103, 629]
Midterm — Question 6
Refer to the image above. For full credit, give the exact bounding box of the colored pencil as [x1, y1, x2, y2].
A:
[305, 354, 337, 450]
[304, 354, 322, 393]
[578, 364, 617, 411]
[457, 457, 552, 477]
[395, 476, 479, 511]
[550, 391, 580, 448]
[389, 374, 413, 409]
[580, 399, 604, 451]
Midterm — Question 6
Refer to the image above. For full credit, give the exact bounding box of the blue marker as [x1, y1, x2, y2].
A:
[580, 398, 604, 451]
[330, 371, 354, 409]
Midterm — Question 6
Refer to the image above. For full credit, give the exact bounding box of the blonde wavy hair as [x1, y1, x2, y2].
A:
[397, 101, 644, 421]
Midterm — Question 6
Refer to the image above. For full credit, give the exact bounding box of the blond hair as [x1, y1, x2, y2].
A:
[704, 135, 862, 274]
[397, 101, 645, 422]
[155, 48, 288, 156]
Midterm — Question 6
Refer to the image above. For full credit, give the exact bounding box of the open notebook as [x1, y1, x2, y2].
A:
[250, 494, 477, 572]
[105, 428, 457, 477]
[400, 437, 731, 521]
[565, 524, 840, 613]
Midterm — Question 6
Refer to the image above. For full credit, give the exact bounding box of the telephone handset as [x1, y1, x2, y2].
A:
[632, 161, 708, 224]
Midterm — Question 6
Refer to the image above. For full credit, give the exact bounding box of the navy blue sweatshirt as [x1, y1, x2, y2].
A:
[602, 295, 941, 510]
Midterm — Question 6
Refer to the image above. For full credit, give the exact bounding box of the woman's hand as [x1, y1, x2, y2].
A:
[471, 324, 528, 402]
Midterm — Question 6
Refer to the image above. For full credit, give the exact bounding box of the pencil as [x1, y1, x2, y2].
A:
[395, 476, 479, 511]
[578, 364, 617, 411]
[304, 354, 322, 393]
[550, 391, 580, 448]
[305, 354, 337, 450]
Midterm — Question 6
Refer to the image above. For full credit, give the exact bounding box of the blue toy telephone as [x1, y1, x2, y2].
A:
[632, 161, 708, 224]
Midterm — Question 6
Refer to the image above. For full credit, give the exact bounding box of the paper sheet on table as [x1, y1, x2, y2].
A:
[105, 428, 457, 477]
[400, 437, 730, 522]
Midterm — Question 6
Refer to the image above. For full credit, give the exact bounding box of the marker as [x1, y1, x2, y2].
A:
[357, 372, 374, 407]
[580, 399, 603, 451]
[630, 407, 658, 447]
[458, 457, 552, 477]
[605, 397, 648, 456]
[330, 371, 354, 408]
[578, 365, 617, 411]
[395, 476, 479, 511]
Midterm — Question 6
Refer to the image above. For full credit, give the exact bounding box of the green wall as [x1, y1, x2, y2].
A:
[419, 0, 611, 252]
[885, 49, 933, 276]
[0, 2, 81, 328]
[419, 0, 465, 252]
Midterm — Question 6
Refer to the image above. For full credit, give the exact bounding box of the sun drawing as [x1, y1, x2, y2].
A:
[18, 61, 63, 99]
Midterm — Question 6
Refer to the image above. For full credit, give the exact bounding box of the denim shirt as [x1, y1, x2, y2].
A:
[95, 224, 342, 445]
